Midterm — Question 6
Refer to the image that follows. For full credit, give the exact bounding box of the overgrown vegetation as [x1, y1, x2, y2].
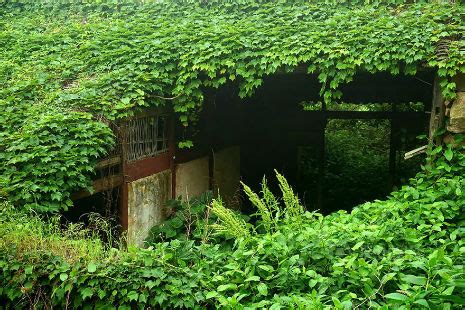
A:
[146, 192, 217, 244]
[1, 0, 465, 212]
[1, 0, 465, 308]
[1, 141, 464, 308]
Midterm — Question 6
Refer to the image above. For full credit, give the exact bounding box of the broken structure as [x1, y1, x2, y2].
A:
[71, 69, 462, 246]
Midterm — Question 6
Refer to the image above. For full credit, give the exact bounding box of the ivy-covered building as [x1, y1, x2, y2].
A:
[1, 0, 464, 245]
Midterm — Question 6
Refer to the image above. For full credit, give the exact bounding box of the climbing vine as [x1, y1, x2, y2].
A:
[0, 0, 464, 211]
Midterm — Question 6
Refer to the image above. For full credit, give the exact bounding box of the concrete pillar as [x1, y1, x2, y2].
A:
[446, 74, 465, 134]
[127, 170, 172, 246]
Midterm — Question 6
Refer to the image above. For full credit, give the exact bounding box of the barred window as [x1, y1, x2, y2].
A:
[125, 114, 168, 161]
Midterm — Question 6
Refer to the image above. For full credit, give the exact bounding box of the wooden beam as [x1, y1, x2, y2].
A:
[320, 110, 427, 120]
[404, 145, 428, 160]
[316, 102, 327, 210]
[71, 174, 123, 200]
[95, 155, 121, 170]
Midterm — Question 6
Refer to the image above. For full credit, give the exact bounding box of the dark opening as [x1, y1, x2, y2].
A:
[198, 71, 433, 214]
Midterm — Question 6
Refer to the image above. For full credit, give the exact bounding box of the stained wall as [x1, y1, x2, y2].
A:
[175, 156, 210, 200]
[127, 169, 171, 246]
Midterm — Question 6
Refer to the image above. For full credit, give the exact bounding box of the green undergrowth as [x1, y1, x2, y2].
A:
[1, 141, 465, 309]
[1, 0, 465, 212]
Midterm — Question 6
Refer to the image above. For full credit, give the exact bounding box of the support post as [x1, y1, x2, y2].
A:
[120, 123, 129, 231]
[429, 75, 445, 142]
[316, 103, 327, 210]
[388, 103, 397, 190]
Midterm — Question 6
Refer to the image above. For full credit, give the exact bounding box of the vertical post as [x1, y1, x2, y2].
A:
[388, 103, 397, 190]
[429, 75, 445, 142]
[317, 102, 327, 210]
[208, 150, 214, 191]
[446, 73, 465, 135]
[169, 114, 177, 200]
[120, 123, 129, 231]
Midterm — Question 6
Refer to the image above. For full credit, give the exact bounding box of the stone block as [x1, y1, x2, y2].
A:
[447, 92, 465, 133]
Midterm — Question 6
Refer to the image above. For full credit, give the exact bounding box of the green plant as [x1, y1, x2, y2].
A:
[1, 0, 465, 212]
[1, 136, 465, 308]
[146, 191, 215, 244]
[0, 110, 114, 212]
[210, 198, 251, 240]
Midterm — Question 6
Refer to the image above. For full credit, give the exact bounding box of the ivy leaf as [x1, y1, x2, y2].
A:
[59, 273, 68, 281]
[385, 293, 409, 301]
[205, 291, 218, 299]
[87, 262, 97, 273]
[352, 241, 364, 250]
[217, 284, 237, 292]
[444, 148, 453, 161]
[413, 299, 429, 307]
[127, 291, 139, 302]
[81, 287, 93, 300]
[257, 283, 268, 296]
[401, 275, 426, 286]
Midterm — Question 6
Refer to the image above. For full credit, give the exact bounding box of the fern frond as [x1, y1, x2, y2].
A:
[241, 181, 274, 233]
[209, 198, 250, 239]
[275, 170, 304, 219]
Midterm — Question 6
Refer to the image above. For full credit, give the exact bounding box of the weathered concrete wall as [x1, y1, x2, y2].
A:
[175, 156, 209, 200]
[447, 74, 465, 134]
[127, 169, 171, 246]
[213, 146, 241, 209]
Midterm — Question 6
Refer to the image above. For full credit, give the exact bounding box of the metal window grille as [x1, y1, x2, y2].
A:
[125, 114, 168, 161]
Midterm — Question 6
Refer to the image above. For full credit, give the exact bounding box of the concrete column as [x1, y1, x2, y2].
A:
[127, 170, 172, 246]
[447, 74, 465, 134]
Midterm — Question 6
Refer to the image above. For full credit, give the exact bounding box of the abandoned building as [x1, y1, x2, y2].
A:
[70, 67, 465, 245]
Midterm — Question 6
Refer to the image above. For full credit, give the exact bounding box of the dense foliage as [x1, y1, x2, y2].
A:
[1, 0, 465, 211]
[1, 140, 465, 308]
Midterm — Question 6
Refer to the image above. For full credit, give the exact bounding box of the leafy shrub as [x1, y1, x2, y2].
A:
[146, 191, 215, 243]
[1, 140, 465, 308]
[145, 191, 250, 245]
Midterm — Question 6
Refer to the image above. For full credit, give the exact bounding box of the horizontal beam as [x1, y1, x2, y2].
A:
[307, 110, 427, 120]
[71, 174, 123, 200]
[124, 152, 171, 182]
[95, 155, 121, 170]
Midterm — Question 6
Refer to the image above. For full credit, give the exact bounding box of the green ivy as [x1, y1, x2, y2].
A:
[1, 0, 465, 211]
[0, 110, 114, 212]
